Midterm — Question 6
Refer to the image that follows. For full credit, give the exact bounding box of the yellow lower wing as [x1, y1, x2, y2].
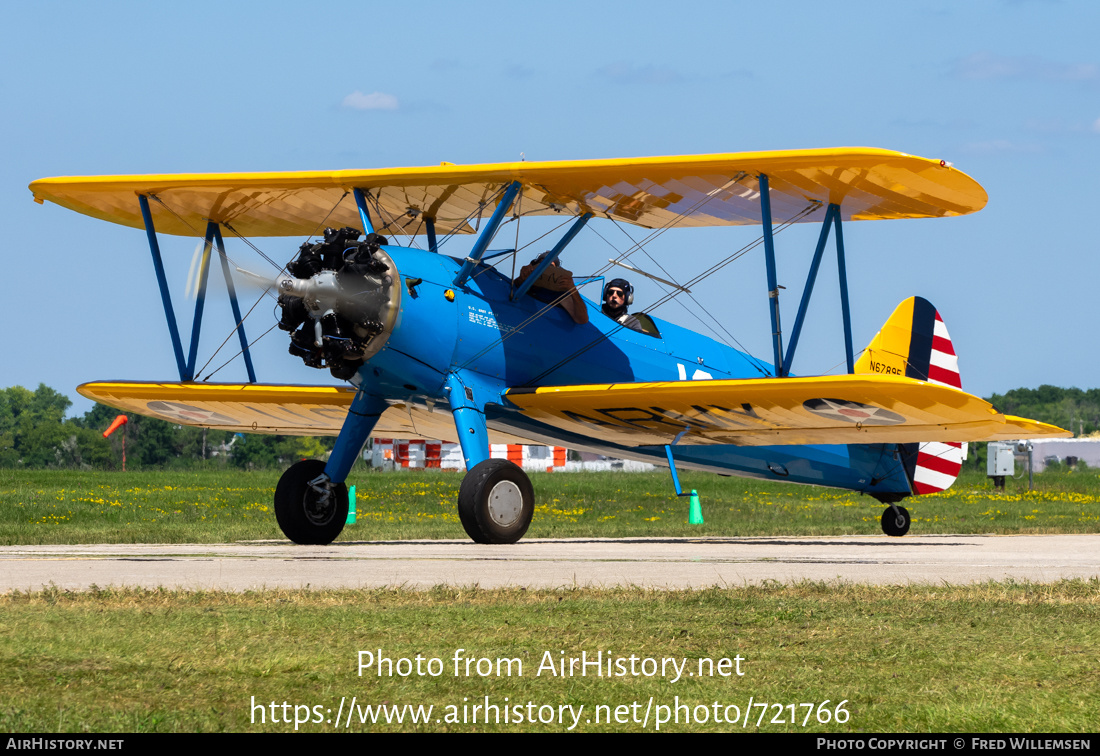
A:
[77, 381, 533, 443]
[81, 377, 1068, 448]
[505, 375, 1069, 447]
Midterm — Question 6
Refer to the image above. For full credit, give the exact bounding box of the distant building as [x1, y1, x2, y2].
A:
[1028, 438, 1100, 472]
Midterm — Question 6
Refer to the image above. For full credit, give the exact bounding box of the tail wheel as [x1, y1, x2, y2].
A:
[458, 459, 534, 544]
[275, 459, 348, 545]
[881, 505, 911, 537]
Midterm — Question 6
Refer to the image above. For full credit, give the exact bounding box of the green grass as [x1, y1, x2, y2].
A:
[2, 466, 1099, 545]
[1, 582, 1097, 732]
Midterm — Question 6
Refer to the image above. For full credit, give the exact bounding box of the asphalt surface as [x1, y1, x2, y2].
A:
[1, 534, 1097, 591]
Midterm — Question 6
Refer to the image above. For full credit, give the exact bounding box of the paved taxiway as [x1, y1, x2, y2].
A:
[1, 534, 1097, 591]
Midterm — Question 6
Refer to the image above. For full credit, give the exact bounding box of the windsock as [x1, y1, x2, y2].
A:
[103, 415, 128, 438]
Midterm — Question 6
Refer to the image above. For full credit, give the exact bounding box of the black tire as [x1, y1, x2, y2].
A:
[457, 459, 534, 544]
[274, 459, 348, 545]
[881, 505, 911, 537]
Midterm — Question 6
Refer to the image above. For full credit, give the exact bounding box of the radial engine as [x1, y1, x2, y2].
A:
[276, 227, 401, 380]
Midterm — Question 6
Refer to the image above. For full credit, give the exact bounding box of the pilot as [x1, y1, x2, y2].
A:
[515, 252, 589, 324]
[602, 278, 643, 333]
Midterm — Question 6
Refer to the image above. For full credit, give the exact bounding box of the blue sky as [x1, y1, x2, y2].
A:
[3, 0, 1098, 415]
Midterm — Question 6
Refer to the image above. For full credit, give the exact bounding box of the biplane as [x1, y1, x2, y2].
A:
[29, 148, 1069, 544]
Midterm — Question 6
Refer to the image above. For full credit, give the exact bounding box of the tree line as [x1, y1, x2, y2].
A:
[0, 384, 329, 470]
[985, 386, 1100, 438]
[1, 382, 1095, 470]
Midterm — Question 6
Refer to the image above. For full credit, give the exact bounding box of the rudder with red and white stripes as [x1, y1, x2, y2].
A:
[912, 309, 964, 494]
[856, 296, 964, 495]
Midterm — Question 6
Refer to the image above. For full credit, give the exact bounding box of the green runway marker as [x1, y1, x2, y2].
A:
[688, 489, 703, 524]
[346, 485, 357, 525]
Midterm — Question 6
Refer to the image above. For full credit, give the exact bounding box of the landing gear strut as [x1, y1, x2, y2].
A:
[275, 459, 349, 544]
[457, 459, 534, 544]
[880, 504, 911, 537]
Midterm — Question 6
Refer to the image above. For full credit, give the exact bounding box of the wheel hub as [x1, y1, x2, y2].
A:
[303, 488, 337, 526]
[487, 480, 523, 527]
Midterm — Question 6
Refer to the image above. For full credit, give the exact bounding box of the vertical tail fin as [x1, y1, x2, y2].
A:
[856, 296, 964, 494]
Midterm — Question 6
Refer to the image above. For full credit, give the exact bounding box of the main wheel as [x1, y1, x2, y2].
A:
[881, 505, 911, 537]
[274, 459, 348, 545]
[457, 459, 534, 544]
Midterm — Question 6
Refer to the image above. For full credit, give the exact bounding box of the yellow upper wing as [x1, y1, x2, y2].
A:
[505, 375, 1068, 447]
[31, 148, 986, 238]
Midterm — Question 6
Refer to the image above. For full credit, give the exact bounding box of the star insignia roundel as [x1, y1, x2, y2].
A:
[802, 398, 905, 425]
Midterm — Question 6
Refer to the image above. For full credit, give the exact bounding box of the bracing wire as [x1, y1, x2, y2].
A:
[456, 201, 815, 379]
[608, 216, 750, 347]
[591, 220, 771, 376]
[519, 202, 820, 385]
[471, 213, 580, 283]
[430, 183, 511, 251]
[196, 192, 355, 378]
[455, 176, 755, 371]
[201, 323, 280, 381]
[148, 190, 352, 381]
[193, 292, 276, 380]
[364, 189, 423, 251]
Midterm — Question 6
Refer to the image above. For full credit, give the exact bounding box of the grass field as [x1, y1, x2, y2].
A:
[1, 582, 1098, 733]
[1, 465, 1099, 544]
[2, 465, 1098, 733]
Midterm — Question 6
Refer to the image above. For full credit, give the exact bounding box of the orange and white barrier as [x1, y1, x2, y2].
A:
[371, 438, 442, 468]
[490, 444, 567, 472]
[372, 439, 566, 471]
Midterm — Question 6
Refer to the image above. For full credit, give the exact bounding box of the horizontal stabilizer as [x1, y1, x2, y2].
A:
[505, 375, 1069, 448]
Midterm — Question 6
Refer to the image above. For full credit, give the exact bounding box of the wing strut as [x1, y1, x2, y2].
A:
[137, 195, 258, 383]
[772, 202, 856, 377]
[784, 204, 836, 375]
[760, 174, 784, 377]
[425, 216, 438, 253]
[835, 209, 855, 374]
[511, 212, 592, 301]
[212, 224, 258, 383]
[663, 429, 696, 499]
[186, 223, 215, 380]
[352, 188, 376, 234]
[139, 195, 188, 380]
[452, 182, 521, 287]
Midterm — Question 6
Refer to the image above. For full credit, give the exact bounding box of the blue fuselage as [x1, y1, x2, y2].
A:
[361, 245, 911, 498]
